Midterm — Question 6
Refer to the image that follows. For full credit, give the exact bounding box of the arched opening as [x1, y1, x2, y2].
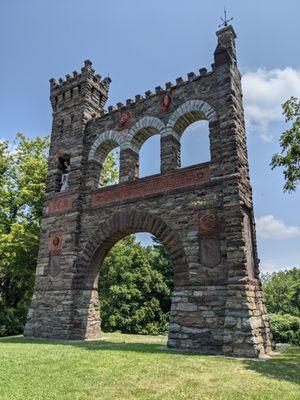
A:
[180, 120, 210, 167]
[126, 117, 165, 179]
[164, 100, 215, 171]
[100, 147, 120, 187]
[88, 130, 125, 188]
[98, 233, 173, 335]
[77, 210, 188, 340]
[139, 135, 160, 177]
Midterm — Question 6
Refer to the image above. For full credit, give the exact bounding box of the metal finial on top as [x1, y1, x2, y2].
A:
[219, 6, 233, 28]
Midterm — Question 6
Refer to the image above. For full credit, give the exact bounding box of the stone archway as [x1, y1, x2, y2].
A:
[166, 99, 217, 136]
[25, 26, 273, 358]
[126, 116, 165, 152]
[88, 130, 126, 164]
[71, 210, 187, 340]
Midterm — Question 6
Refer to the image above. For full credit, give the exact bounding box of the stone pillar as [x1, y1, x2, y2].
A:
[119, 148, 139, 182]
[24, 60, 111, 339]
[213, 25, 273, 357]
[161, 134, 181, 173]
[70, 289, 101, 339]
[85, 159, 102, 190]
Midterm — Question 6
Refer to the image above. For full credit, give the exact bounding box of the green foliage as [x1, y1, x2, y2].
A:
[0, 133, 49, 336]
[102, 150, 119, 186]
[98, 235, 173, 335]
[268, 314, 300, 345]
[271, 96, 300, 192]
[261, 268, 300, 316]
[262, 269, 300, 345]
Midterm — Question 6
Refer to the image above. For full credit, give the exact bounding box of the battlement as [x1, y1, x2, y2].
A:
[101, 26, 236, 116]
[49, 60, 111, 111]
[48, 25, 236, 117]
[105, 67, 212, 115]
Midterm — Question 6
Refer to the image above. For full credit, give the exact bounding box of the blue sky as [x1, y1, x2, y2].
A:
[1, 0, 299, 272]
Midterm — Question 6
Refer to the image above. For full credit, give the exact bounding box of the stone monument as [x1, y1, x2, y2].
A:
[24, 25, 273, 357]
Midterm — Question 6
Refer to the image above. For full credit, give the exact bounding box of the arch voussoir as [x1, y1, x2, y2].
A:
[126, 116, 165, 152]
[166, 99, 217, 137]
[80, 210, 187, 278]
[88, 130, 126, 164]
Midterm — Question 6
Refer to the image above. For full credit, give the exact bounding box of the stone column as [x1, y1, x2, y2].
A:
[85, 159, 102, 190]
[119, 148, 139, 182]
[160, 134, 181, 173]
[213, 25, 273, 357]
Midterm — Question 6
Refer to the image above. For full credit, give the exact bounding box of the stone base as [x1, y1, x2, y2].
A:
[24, 283, 273, 358]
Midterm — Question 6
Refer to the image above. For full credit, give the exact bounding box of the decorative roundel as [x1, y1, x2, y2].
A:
[119, 111, 131, 128]
[199, 213, 218, 232]
[52, 236, 61, 248]
[49, 234, 63, 252]
[159, 94, 172, 112]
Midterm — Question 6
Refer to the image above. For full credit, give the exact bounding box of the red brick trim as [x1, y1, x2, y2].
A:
[91, 164, 210, 207]
[47, 195, 72, 214]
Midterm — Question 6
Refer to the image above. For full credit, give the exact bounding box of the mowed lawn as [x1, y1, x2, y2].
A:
[0, 333, 299, 400]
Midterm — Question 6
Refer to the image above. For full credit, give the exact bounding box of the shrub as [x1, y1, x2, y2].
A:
[269, 313, 300, 346]
[261, 268, 300, 316]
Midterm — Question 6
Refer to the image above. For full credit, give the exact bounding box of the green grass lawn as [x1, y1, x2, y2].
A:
[0, 333, 299, 400]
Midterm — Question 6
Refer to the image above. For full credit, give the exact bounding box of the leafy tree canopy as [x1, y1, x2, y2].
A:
[0, 133, 49, 336]
[102, 150, 119, 186]
[261, 268, 300, 317]
[271, 96, 300, 192]
[98, 235, 173, 335]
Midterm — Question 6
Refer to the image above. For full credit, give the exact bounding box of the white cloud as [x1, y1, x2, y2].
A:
[256, 214, 300, 239]
[259, 260, 298, 273]
[260, 260, 282, 272]
[242, 67, 300, 141]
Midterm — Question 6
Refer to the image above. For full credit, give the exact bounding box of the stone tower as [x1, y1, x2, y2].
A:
[24, 26, 273, 357]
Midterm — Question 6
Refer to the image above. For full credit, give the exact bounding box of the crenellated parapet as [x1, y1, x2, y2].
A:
[105, 67, 211, 116]
[49, 59, 111, 112]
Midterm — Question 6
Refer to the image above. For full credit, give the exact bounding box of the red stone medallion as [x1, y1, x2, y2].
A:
[119, 110, 131, 127]
[198, 212, 219, 239]
[49, 233, 63, 254]
[159, 94, 172, 112]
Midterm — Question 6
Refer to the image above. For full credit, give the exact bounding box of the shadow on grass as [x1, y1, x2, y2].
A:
[1, 336, 300, 386]
[0, 335, 174, 355]
[244, 346, 300, 386]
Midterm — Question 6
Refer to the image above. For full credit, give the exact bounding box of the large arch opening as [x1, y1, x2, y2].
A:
[98, 233, 173, 335]
[77, 210, 188, 339]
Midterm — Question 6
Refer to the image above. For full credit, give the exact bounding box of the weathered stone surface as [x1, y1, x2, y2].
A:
[24, 25, 273, 358]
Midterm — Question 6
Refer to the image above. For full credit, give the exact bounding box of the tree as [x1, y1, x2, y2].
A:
[271, 96, 300, 192]
[261, 268, 300, 316]
[102, 151, 119, 186]
[98, 235, 173, 335]
[0, 133, 49, 336]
